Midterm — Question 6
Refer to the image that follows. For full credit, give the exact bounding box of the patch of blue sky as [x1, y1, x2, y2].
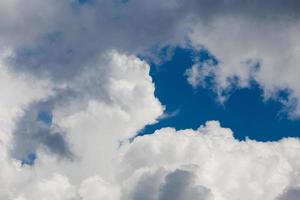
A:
[37, 110, 53, 126]
[78, 0, 89, 4]
[21, 111, 52, 166]
[140, 47, 300, 141]
[21, 153, 37, 166]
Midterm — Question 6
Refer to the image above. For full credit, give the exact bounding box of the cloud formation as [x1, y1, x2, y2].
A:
[0, 50, 163, 199]
[1, 0, 300, 199]
[2, 0, 300, 117]
[118, 121, 300, 200]
[185, 1, 300, 117]
[1, 50, 300, 199]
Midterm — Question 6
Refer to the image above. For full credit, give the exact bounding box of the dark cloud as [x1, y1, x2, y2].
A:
[159, 169, 213, 200]
[276, 187, 300, 200]
[124, 168, 213, 200]
[2, 0, 190, 81]
[11, 100, 74, 161]
[183, 0, 300, 21]
[2, 0, 300, 82]
[130, 169, 165, 200]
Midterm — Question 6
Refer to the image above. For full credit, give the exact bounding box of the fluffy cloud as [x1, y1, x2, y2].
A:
[1, 0, 300, 199]
[118, 121, 300, 200]
[185, 1, 300, 117]
[78, 176, 120, 200]
[1, 51, 300, 199]
[0, 50, 163, 199]
[2, 47, 300, 199]
[15, 174, 77, 200]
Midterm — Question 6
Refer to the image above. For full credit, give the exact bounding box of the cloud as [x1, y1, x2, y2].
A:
[0, 50, 165, 199]
[78, 176, 120, 200]
[1, 49, 300, 199]
[2, 0, 300, 117]
[159, 169, 213, 200]
[11, 101, 73, 161]
[15, 174, 77, 200]
[276, 187, 300, 200]
[1, 0, 300, 199]
[158, 108, 181, 120]
[121, 167, 213, 200]
[0, 0, 192, 81]
[185, 1, 300, 117]
[3, 46, 300, 199]
[118, 121, 300, 200]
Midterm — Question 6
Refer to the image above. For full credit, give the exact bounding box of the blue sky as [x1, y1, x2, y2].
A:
[141, 48, 300, 141]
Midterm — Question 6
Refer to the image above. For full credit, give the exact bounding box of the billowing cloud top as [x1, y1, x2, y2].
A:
[1, 0, 300, 199]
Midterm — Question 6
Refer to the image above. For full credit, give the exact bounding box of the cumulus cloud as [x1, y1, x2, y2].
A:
[0, 49, 165, 199]
[3, 46, 300, 199]
[15, 174, 77, 200]
[118, 121, 300, 200]
[1, 0, 300, 199]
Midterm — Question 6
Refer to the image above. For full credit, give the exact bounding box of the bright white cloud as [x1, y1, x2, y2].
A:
[118, 121, 300, 200]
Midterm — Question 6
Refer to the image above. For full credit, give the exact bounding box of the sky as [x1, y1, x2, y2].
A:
[1, 0, 300, 200]
[142, 48, 300, 141]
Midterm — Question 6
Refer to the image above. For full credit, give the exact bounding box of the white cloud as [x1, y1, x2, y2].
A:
[16, 174, 77, 200]
[186, 10, 300, 117]
[118, 121, 300, 200]
[0, 50, 164, 199]
[0, 49, 300, 199]
[2, 46, 300, 199]
[1, 0, 300, 199]
[185, 60, 215, 89]
[78, 176, 120, 200]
